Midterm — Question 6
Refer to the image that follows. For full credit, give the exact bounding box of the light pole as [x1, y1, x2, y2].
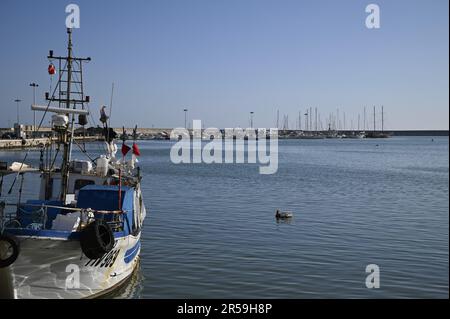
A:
[183, 108, 188, 129]
[29, 83, 39, 132]
[14, 99, 22, 125]
[250, 111, 254, 128]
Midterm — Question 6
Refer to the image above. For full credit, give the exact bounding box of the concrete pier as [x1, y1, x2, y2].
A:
[0, 136, 99, 150]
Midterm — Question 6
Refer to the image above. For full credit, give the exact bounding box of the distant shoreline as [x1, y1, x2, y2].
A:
[111, 128, 448, 137]
[112, 128, 448, 137]
[0, 129, 447, 150]
[389, 130, 448, 136]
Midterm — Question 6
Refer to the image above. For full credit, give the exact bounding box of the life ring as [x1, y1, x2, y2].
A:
[80, 220, 114, 259]
[0, 234, 20, 268]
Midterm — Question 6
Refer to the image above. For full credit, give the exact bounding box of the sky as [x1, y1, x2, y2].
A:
[0, 0, 448, 130]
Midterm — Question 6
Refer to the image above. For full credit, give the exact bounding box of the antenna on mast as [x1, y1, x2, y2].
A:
[109, 82, 115, 121]
[107, 82, 115, 143]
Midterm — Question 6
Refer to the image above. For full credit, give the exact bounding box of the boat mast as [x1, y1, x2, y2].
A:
[336, 108, 339, 132]
[60, 28, 74, 201]
[363, 106, 366, 131]
[42, 28, 91, 202]
[373, 105, 376, 132]
[315, 107, 317, 133]
[276, 109, 279, 129]
[309, 107, 312, 133]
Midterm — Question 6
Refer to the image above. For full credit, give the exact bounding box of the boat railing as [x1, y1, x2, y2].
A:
[0, 201, 125, 234]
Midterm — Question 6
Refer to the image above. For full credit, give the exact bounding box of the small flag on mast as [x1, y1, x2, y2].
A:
[121, 126, 130, 157]
[121, 143, 131, 156]
[132, 143, 140, 156]
[131, 125, 140, 156]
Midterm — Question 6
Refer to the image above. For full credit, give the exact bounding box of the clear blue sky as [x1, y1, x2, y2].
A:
[0, 0, 448, 130]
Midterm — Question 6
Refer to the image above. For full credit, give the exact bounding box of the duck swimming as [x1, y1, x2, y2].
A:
[275, 209, 293, 219]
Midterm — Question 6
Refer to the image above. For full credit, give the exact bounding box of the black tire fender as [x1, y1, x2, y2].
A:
[80, 220, 114, 260]
[0, 234, 20, 268]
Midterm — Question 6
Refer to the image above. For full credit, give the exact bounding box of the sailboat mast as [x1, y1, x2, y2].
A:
[373, 105, 376, 132]
[315, 107, 317, 132]
[363, 106, 366, 131]
[276, 109, 279, 129]
[309, 107, 312, 133]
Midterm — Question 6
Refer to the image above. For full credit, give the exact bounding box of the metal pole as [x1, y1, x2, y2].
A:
[14, 99, 22, 125]
[299, 110, 301, 131]
[30, 83, 38, 132]
[305, 112, 308, 131]
[184, 108, 188, 129]
[107, 82, 115, 143]
[33, 86, 36, 131]
[343, 112, 346, 132]
[118, 167, 122, 210]
[250, 112, 254, 128]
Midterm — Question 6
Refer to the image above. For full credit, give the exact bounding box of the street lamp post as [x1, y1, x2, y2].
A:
[14, 99, 22, 125]
[183, 108, 188, 129]
[30, 83, 39, 132]
[250, 111, 254, 128]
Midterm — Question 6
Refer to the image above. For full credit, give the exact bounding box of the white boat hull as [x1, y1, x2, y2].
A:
[1, 234, 141, 299]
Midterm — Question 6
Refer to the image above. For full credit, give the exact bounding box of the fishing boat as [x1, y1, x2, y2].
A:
[0, 28, 146, 299]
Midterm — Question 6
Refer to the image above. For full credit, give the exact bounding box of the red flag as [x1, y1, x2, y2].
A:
[132, 143, 140, 156]
[121, 143, 131, 156]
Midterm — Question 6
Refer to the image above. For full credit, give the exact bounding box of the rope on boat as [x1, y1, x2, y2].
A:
[7, 61, 68, 195]
[2, 202, 123, 215]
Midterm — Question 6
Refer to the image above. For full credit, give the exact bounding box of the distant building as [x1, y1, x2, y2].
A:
[74, 126, 104, 137]
[0, 125, 52, 139]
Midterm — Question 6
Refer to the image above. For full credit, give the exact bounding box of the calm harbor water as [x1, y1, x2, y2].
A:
[0, 136, 448, 298]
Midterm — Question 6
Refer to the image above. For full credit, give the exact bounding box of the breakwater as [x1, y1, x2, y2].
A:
[0, 136, 99, 150]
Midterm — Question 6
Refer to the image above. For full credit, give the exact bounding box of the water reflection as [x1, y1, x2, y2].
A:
[275, 217, 294, 225]
[102, 260, 145, 299]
